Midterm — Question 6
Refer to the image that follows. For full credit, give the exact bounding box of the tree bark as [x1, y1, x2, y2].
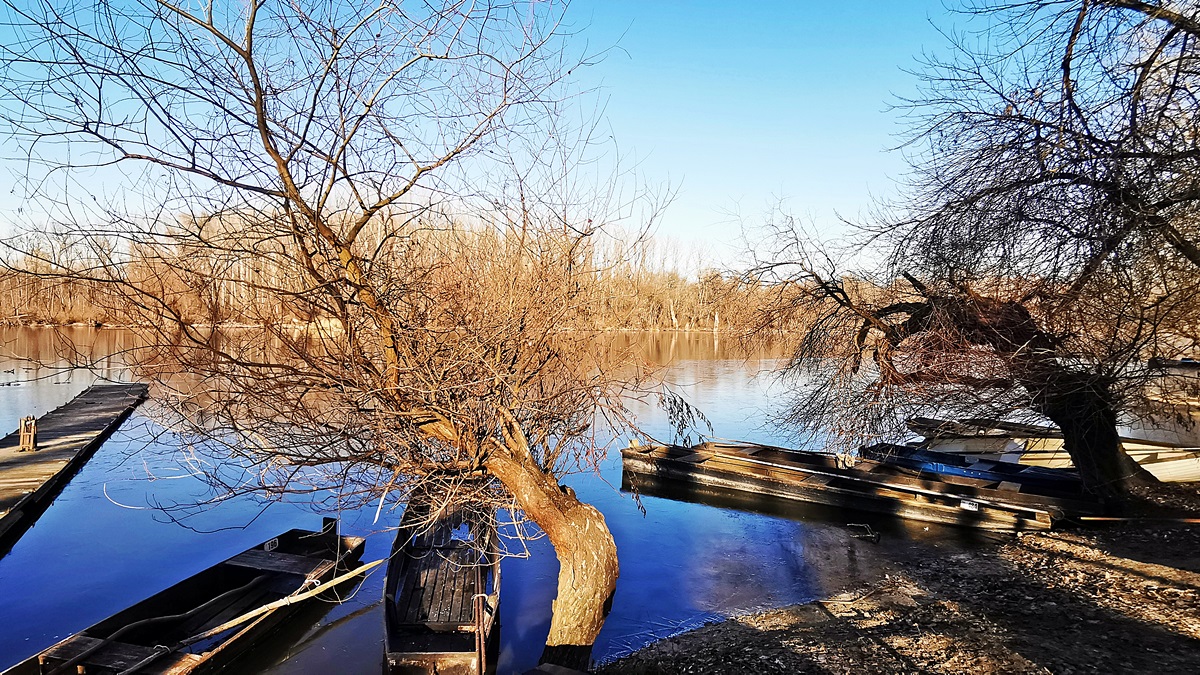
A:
[484, 446, 619, 670]
[1024, 365, 1157, 501]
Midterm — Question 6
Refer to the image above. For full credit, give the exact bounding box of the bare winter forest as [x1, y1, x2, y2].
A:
[0, 230, 774, 331]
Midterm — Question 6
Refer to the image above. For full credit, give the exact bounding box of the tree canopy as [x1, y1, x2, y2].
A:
[752, 0, 1200, 499]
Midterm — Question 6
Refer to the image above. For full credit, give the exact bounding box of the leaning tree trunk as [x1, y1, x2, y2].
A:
[1025, 365, 1156, 502]
[485, 445, 619, 670]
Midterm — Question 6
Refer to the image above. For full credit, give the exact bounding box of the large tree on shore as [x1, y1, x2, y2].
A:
[0, 0, 649, 666]
[753, 0, 1200, 500]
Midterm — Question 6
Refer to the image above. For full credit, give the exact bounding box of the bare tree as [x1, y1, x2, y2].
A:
[0, 0, 655, 666]
[750, 1, 1200, 501]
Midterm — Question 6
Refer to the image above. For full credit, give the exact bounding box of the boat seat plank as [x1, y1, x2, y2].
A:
[398, 546, 481, 627]
[432, 551, 463, 625]
[437, 550, 462, 624]
[460, 564, 480, 624]
[396, 557, 424, 623]
[393, 557, 425, 626]
[422, 553, 445, 624]
[448, 565, 468, 625]
[404, 554, 439, 623]
[41, 635, 203, 672]
[225, 548, 334, 578]
[709, 444, 763, 458]
[442, 556, 478, 625]
[439, 560, 455, 626]
[412, 555, 441, 623]
[456, 551, 481, 624]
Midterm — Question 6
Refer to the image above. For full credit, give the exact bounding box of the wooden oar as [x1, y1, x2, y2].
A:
[115, 559, 384, 675]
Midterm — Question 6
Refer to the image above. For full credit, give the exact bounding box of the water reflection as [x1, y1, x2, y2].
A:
[0, 329, 939, 674]
[0, 327, 136, 435]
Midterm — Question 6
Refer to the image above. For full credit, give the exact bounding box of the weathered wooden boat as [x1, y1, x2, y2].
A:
[908, 417, 1200, 482]
[385, 501, 500, 675]
[859, 443, 1082, 492]
[2, 519, 365, 675]
[622, 440, 1102, 531]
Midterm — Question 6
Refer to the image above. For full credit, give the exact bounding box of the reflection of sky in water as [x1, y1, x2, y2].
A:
[0, 332, 891, 674]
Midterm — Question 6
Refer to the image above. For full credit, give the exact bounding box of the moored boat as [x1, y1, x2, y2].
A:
[385, 500, 500, 675]
[622, 440, 1101, 531]
[859, 443, 1082, 491]
[908, 417, 1200, 482]
[2, 519, 366, 675]
[1149, 356, 1200, 369]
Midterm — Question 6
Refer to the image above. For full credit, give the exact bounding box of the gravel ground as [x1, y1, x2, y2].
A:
[598, 488, 1200, 675]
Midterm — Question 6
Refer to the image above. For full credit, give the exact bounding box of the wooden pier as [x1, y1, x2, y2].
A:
[0, 382, 149, 553]
[622, 441, 1102, 532]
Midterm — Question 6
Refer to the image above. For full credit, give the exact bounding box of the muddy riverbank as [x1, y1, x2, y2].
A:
[600, 516, 1200, 674]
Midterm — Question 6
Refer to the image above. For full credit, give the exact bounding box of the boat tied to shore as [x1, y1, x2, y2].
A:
[622, 439, 1100, 531]
[2, 518, 366, 675]
[384, 499, 500, 675]
[908, 417, 1200, 482]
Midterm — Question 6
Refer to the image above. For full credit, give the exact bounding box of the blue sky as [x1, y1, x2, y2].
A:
[569, 0, 952, 263]
[0, 1, 957, 265]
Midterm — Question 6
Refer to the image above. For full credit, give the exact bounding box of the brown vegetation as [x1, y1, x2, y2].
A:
[0, 1, 720, 666]
[0, 231, 770, 332]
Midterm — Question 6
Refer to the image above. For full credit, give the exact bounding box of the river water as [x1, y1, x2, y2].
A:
[0, 328, 951, 673]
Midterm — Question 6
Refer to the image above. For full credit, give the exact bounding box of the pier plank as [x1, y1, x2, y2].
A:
[0, 382, 149, 553]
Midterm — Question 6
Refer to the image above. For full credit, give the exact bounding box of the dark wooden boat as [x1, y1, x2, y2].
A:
[907, 416, 1064, 440]
[860, 443, 1082, 492]
[385, 501, 500, 675]
[622, 440, 1102, 531]
[1149, 356, 1200, 369]
[2, 519, 365, 675]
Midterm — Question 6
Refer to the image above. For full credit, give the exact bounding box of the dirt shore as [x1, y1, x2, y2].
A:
[599, 516, 1200, 674]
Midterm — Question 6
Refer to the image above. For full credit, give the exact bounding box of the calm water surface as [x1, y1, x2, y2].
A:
[0, 328, 947, 673]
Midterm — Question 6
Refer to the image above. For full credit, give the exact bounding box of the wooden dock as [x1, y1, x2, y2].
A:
[0, 382, 149, 553]
[622, 441, 1102, 532]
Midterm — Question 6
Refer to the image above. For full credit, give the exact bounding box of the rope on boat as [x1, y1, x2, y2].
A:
[113, 559, 385, 675]
[184, 559, 384, 646]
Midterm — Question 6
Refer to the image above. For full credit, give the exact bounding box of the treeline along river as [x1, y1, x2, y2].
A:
[0, 327, 958, 673]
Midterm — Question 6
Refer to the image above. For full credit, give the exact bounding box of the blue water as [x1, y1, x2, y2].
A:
[0, 329, 901, 673]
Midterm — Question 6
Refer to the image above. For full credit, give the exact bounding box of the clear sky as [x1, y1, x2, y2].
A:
[0, 1, 956, 266]
[568, 0, 953, 265]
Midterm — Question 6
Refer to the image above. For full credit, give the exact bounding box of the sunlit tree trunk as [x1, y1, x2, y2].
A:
[485, 447, 618, 669]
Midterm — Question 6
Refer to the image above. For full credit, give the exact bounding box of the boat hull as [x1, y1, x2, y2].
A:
[3, 522, 365, 675]
[621, 441, 1099, 532]
[913, 418, 1200, 482]
[384, 501, 500, 675]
